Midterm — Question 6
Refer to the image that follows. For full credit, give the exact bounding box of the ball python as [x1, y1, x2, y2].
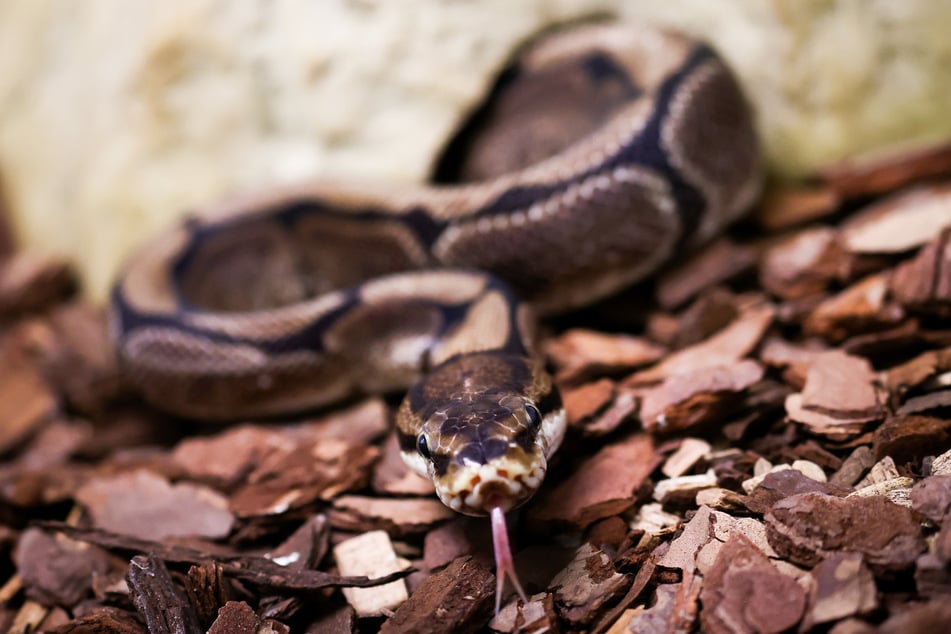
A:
[110, 22, 761, 611]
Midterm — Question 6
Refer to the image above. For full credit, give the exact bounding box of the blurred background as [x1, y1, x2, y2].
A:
[0, 0, 949, 301]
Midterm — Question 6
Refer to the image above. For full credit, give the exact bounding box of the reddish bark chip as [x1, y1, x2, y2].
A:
[562, 378, 615, 426]
[639, 360, 763, 434]
[876, 601, 951, 634]
[910, 475, 951, 523]
[819, 139, 951, 198]
[266, 514, 330, 571]
[784, 350, 886, 440]
[755, 183, 841, 230]
[229, 439, 378, 518]
[890, 227, 951, 316]
[805, 553, 877, 627]
[699, 533, 806, 634]
[0, 339, 57, 453]
[744, 468, 848, 515]
[0, 251, 76, 318]
[379, 556, 494, 634]
[670, 287, 740, 349]
[330, 495, 453, 537]
[206, 601, 264, 634]
[529, 433, 658, 530]
[34, 302, 123, 415]
[873, 415, 951, 464]
[759, 226, 844, 300]
[371, 432, 435, 496]
[884, 345, 951, 395]
[764, 492, 925, 570]
[14, 527, 119, 606]
[545, 328, 664, 384]
[841, 184, 951, 254]
[172, 426, 293, 487]
[423, 516, 489, 572]
[630, 303, 775, 385]
[76, 469, 234, 540]
[803, 273, 904, 341]
[491, 592, 559, 633]
[655, 237, 757, 310]
[550, 543, 628, 627]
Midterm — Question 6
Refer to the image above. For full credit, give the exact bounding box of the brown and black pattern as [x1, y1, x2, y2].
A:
[110, 21, 760, 510]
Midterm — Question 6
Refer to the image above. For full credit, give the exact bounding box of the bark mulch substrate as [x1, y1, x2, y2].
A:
[2, 140, 951, 633]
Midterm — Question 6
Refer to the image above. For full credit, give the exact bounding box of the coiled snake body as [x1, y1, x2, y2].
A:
[111, 22, 761, 607]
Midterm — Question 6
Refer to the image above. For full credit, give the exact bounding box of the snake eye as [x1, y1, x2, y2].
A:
[417, 434, 432, 460]
[525, 404, 542, 428]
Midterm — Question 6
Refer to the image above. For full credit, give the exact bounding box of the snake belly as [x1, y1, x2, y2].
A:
[110, 22, 761, 514]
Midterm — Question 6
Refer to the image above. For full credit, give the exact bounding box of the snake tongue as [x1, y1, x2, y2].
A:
[490, 505, 529, 616]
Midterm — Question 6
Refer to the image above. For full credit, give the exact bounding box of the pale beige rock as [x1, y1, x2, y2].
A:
[334, 530, 409, 617]
[2, 1, 951, 299]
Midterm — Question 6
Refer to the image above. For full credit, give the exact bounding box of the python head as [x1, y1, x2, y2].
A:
[397, 351, 565, 516]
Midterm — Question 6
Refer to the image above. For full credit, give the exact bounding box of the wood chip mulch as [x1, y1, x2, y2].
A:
[2, 139, 951, 633]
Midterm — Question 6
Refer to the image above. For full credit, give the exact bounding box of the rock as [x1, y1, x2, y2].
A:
[2, 2, 951, 299]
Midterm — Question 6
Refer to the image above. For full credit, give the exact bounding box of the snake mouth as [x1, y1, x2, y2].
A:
[435, 461, 546, 516]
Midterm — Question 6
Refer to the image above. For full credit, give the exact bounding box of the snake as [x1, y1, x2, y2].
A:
[109, 21, 761, 609]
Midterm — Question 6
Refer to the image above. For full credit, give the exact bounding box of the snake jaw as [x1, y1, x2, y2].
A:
[435, 458, 547, 516]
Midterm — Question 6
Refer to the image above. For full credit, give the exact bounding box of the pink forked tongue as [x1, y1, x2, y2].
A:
[490, 505, 528, 615]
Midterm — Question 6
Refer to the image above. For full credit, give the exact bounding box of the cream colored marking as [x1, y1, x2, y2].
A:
[431, 290, 511, 365]
[359, 270, 486, 305]
[183, 291, 348, 340]
[118, 226, 190, 314]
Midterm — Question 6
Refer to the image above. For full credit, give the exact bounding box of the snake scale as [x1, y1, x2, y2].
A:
[110, 22, 761, 608]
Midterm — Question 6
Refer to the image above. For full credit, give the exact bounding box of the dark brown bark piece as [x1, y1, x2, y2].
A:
[830, 446, 876, 487]
[13, 527, 118, 606]
[876, 601, 951, 634]
[639, 360, 763, 434]
[670, 287, 739, 350]
[805, 552, 877, 627]
[184, 561, 230, 629]
[755, 182, 840, 229]
[841, 183, 951, 254]
[127, 555, 203, 634]
[910, 475, 951, 523]
[884, 345, 951, 395]
[229, 440, 378, 518]
[562, 378, 615, 426]
[35, 522, 410, 593]
[205, 601, 262, 634]
[820, 139, 951, 198]
[529, 433, 658, 530]
[268, 514, 330, 572]
[379, 556, 494, 634]
[764, 492, 925, 570]
[551, 542, 629, 627]
[329, 495, 453, 537]
[76, 469, 233, 541]
[545, 328, 664, 385]
[0, 251, 76, 319]
[873, 415, 951, 465]
[760, 226, 844, 300]
[630, 303, 775, 385]
[371, 431, 435, 496]
[45, 607, 147, 634]
[699, 533, 806, 634]
[303, 605, 356, 634]
[744, 468, 848, 515]
[785, 350, 886, 439]
[656, 237, 757, 310]
[0, 338, 58, 453]
[803, 273, 904, 341]
[890, 227, 951, 316]
[423, 516, 490, 573]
